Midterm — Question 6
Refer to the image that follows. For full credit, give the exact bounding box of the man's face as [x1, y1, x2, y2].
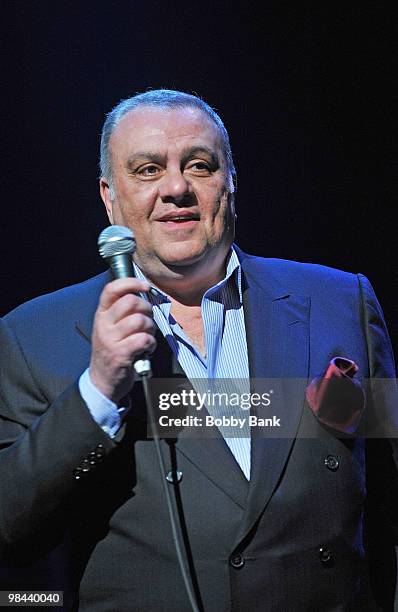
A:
[100, 105, 235, 283]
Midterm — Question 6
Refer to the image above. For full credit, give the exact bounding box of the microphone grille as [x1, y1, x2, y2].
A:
[98, 225, 136, 259]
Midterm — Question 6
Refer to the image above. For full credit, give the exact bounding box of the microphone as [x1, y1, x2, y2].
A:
[98, 225, 151, 376]
[98, 225, 136, 278]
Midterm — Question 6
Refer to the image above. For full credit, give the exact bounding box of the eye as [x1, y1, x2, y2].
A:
[186, 160, 212, 174]
[137, 164, 162, 177]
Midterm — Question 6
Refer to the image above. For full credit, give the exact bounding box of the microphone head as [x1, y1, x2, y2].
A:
[98, 225, 136, 259]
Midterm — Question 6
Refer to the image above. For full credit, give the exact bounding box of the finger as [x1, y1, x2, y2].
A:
[111, 293, 153, 324]
[98, 278, 151, 311]
[113, 313, 156, 341]
[119, 332, 157, 359]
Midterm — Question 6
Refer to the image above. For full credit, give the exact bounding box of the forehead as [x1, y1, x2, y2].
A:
[109, 105, 222, 159]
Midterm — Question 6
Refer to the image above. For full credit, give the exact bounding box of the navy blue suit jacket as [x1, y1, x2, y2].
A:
[0, 248, 397, 610]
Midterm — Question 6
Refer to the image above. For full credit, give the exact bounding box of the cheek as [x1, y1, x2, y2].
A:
[114, 190, 155, 225]
[109, 202, 126, 226]
[211, 189, 233, 221]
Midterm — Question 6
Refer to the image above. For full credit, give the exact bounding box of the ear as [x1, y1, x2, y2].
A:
[99, 177, 114, 224]
[227, 173, 237, 216]
[232, 172, 238, 194]
[229, 192, 236, 217]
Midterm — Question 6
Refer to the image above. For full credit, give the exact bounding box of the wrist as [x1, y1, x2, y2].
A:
[89, 367, 133, 404]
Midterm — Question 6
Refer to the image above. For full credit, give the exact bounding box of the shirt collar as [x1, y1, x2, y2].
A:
[133, 246, 242, 306]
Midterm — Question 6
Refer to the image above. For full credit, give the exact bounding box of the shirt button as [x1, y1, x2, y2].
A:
[230, 553, 245, 569]
[324, 455, 339, 471]
[319, 546, 333, 564]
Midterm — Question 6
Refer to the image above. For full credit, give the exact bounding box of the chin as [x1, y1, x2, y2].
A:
[158, 245, 207, 267]
[161, 254, 204, 269]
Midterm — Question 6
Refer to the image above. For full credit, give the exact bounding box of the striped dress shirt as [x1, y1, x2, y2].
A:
[134, 248, 251, 479]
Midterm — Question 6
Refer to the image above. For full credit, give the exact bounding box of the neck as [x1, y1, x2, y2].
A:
[139, 249, 231, 306]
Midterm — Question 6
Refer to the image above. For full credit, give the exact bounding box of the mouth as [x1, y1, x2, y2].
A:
[157, 211, 200, 225]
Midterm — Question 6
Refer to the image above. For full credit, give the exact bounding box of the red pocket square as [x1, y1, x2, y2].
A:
[306, 357, 365, 434]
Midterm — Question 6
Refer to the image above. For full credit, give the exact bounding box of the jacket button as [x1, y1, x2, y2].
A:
[73, 467, 83, 480]
[319, 546, 333, 564]
[166, 470, 183, 484]
[88, 452, 97, 465]
[230, 553, 245, 569]
[95, 444, 105, 460]
[80, 459, 90, 472]
[324, 455, 339, 471]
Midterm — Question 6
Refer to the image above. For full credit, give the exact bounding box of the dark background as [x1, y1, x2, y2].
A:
[1, 3, 397, 364]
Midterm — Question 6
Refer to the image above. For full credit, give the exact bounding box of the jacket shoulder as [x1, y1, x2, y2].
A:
[238, 249, 359, 294]
[4, 271, 109, 333]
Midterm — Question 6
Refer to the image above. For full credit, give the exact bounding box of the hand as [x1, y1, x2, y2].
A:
[89, 278, 156, 403]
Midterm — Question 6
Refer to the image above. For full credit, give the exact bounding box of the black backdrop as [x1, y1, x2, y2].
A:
[1, 3, 397, 364]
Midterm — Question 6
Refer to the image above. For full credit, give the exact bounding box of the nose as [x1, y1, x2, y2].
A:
[158, 169, 190, 204]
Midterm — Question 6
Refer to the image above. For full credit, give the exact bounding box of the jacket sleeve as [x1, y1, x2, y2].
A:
[358, 274, 398, 448]
[358, 274, 398, 610]
[0, 317, 117, 549]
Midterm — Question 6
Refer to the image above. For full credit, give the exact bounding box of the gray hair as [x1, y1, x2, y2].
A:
[100, 89, 236, 199]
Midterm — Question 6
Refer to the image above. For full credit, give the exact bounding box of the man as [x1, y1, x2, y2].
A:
[0, 89, 397, 611]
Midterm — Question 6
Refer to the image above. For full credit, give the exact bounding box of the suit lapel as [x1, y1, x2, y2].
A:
[169, 254, 312, 519]
[234, 254, 311, 543]
[153, 332, 249, 510]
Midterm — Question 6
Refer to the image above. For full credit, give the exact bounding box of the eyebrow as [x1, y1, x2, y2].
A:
[181, 146, 219, 168]
[127, 152, 165, 168]
[126, 146, 220, 169]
